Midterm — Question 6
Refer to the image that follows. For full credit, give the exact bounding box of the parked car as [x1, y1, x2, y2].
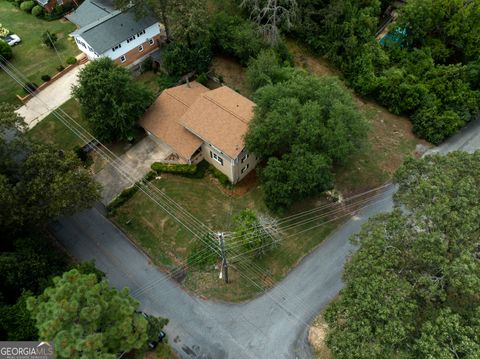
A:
[2, 34, 21, 46]
[147, 330, 166, 349]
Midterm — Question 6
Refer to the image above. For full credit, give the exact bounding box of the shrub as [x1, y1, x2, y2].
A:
[142, 170, 156, 182]
[66, 56, 77, 65]
[42, 31, 58, 49]
[23, 82, 37, 94]
[151, 162, 197, 175]
[209, 12, 266, 65]
[196, 72, 208, 85]
[0, 40, 13, 62]
[14, 0, 23, 7]
[20, 0, 34, 12]
[106, 186, 138, 213]
[31, 5, 43, 17]
[157, 74, 178, 91]
[41, 74, 51, 82]
[162, 42, 212, 77]
[56, 65, 64, 72]
[140, 56, 153, 73]
[208, 165, 232, 188]
[73, 146, 88, 162]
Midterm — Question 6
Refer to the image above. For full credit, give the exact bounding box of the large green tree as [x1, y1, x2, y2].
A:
[245, 71, 367, 211]
[324, 151, 480, 359]
[27, 269, 149, 358]
[72, 58, 153, 142]
[0, 103, 99, 238]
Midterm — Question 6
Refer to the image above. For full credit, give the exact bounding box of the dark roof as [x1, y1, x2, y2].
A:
[66, 0, 115, 27]
[72, 8, 158, 54]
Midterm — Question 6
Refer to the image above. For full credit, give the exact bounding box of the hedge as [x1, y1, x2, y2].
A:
[31, 5, 43, 16]
[106, 186, 139, 213]
[208, 166, 232, 188]
[20, 0, 34, 12]
[66, 56, 77, 65]
[151, 162, 197, 175]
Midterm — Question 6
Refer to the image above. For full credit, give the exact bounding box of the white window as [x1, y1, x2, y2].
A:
[241, 153, 248, 163]
[210, 151, 223, 166]
[241, 164, 249, 174]
[120, 55, 126, 63]
[149, 38, 155, 45]
[138, 45, 144, 52]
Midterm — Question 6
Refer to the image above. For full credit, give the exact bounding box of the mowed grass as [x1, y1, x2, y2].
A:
[0, 0, 79, 105]
[27, 98, 89, 150]
[112, 174, 342, 301]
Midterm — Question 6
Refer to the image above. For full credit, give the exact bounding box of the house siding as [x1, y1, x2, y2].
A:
[112, 34, 162, 66]
[73, 23, 163, 65]
[201, 143, 235, 183]
[232, 149, 257, 183]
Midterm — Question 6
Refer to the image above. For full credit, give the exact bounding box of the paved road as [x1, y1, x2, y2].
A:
[51, 119, 480, 359]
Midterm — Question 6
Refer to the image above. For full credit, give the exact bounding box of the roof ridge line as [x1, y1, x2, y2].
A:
[164, 89, 190, 108]
[203, 90, 249, 125]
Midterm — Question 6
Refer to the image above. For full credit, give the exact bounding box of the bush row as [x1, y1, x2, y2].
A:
[151, 162, 197, 175]
[10, 0, 74, 20]
[208, 165, 232, 188]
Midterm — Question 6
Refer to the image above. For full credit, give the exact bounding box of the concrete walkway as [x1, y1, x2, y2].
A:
[16, 64, 86, 130]
[94, 136, 170, 204]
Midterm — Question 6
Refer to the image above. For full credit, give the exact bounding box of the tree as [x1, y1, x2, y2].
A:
[232, 208, 274, 256]
[162, 42, 212, 77]
[0, 40, 12, 62]
[246, 48, 294, 91]
[167, 0, 210, 47]
[41, 31, 57, 49]
[27, 269, 150, 358]
[0, 103, 100, 238]
[116, 0, 171, 40]
[241, 0, 298, 45]
[324, 151, 480, 359]
[209, 12, 267, 65]
[72, 58, 153, 142]
[245, 71, 367, 210]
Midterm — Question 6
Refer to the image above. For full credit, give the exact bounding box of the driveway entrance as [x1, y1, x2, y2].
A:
[94, 136, 170, 205]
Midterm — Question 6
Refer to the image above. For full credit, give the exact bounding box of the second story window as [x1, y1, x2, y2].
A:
[120, 55, 126, 63]
[148, 38, 154, 46]
[138, 45, 143, 52]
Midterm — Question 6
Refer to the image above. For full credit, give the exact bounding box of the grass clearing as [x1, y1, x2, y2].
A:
[0, 1, 79, 105]
[111, 173, 344, 301]
[27, 98, 88, 150]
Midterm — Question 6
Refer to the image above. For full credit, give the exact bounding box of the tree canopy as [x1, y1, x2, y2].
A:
[27, 269, 149, 358]
[291, 0, 480, 144]
[72, 58, 153, 142]
[324, 151, 480, 359]
[0, 103, 99, 239]
[245, 71, 367, 211]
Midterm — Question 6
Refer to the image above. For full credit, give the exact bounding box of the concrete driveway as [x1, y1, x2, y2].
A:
[94, 136, 170, 204]
[16, 64, 86, 130]
[52, 119, 480, 358]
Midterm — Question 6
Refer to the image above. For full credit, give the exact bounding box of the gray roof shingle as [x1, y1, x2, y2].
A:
[72, 8, 158, 54]
[66, 0, 115, 27]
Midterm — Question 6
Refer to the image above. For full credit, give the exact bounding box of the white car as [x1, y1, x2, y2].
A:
[2, 34, 21, 46]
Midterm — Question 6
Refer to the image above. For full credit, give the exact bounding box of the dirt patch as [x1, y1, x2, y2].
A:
[286, 39, 339, 77]
[309, 314, 333, 359]
[211, 55, 251, 98]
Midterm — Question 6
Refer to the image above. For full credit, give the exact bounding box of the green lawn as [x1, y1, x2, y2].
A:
[0, 0, 79, 105]
[111, 173, 341, 302]
[27, 98, 89, 150]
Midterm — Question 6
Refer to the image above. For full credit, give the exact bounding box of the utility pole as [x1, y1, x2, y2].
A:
[218, 232, 229, 284]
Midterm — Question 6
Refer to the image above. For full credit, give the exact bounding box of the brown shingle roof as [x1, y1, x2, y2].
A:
[180, 86, 255, 159]
[139, 82, 208, 160]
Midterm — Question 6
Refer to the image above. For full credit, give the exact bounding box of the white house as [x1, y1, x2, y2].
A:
[68, 3, 164, 67]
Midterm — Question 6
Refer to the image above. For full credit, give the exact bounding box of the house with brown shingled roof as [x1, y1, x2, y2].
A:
[140, 82, 258, 184]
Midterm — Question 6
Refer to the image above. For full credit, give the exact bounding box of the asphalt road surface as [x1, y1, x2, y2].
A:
[51, 119, 480, 359]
